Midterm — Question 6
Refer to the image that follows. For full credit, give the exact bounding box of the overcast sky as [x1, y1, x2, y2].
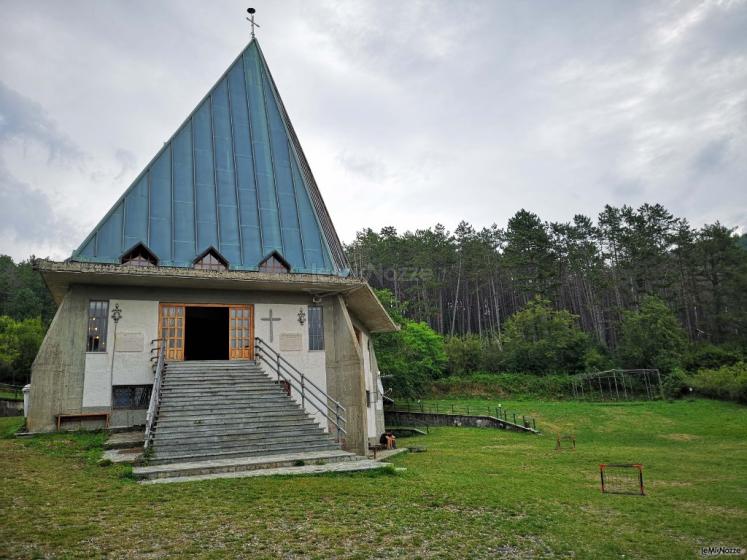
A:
[1, 0, 746, 261]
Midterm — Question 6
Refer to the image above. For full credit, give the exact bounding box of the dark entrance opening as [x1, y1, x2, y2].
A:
[184, 306, 229, 361]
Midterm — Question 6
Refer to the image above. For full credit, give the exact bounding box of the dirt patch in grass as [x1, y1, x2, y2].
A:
[659, 433, 702, 441]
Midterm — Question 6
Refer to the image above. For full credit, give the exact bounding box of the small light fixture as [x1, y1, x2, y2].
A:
[297, 308, 306, 325]
[111, 303, 122, 324]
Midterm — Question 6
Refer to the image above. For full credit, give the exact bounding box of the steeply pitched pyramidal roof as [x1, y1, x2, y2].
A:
[72, 39, 349, 276]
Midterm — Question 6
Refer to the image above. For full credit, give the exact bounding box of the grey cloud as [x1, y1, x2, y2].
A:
[0, 81, 84, 163]
[114, 148, 137, 181]
[337, 151, 389, 181]
[693, 137, 731, 174]
[0, 162, 81, 253]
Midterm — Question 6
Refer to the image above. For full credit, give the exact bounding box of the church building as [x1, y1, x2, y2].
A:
[28, 36, 397, 463]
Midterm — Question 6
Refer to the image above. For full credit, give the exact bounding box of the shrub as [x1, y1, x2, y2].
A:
[682, 343, 742, 372]
[444, 335, 483, 375]
[430, 372, 576, 400]
[661, 369, 692, 399]
[373, 289, 447, 398]
[690, 362, 747, 403]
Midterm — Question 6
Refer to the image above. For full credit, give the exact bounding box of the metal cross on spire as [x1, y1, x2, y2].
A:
[246, 8, 260, 39]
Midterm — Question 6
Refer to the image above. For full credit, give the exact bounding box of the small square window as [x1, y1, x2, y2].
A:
[112, 386, 152, 409]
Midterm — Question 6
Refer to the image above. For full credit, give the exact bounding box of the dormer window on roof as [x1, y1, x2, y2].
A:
[121, 243, 159, 267]
[193, 248, 228, 271]
[259, 252, 290, 274]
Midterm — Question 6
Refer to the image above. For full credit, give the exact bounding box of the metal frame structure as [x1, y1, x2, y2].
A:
[600, 463, 645, 496]
[571, 369, 664, 401]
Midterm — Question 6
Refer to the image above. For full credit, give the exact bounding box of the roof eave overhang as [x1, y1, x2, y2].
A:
[343, 284, 399, 334]
[36, 260, 364, 303]
[35, 260, 399, 333]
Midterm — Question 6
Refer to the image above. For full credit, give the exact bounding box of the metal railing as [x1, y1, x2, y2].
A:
[387, 400, 537, 431]
[144, 338, 165, 450]
[254, 336, 347, 440]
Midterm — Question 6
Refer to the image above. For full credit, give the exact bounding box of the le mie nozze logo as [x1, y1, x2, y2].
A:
[700, 546, 746, 557]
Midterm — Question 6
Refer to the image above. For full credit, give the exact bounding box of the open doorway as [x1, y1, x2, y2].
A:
[184, 306, 229, 361]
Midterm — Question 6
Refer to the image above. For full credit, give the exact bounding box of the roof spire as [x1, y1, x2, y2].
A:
[246, 8, 260, 39]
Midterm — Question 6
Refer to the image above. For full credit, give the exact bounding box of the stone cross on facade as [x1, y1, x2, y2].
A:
[260, 308, 281, 342]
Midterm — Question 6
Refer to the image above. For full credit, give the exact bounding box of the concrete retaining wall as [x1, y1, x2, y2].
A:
[385, 410, 537, 433]
[0, 399, 23, 416]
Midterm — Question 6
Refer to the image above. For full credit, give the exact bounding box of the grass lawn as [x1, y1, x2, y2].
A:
[1, 399, 746, 559]
[0, 390, 23, 401]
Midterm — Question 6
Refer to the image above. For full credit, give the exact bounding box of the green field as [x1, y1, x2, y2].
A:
[0, 390, 23, 401]
[1, 399, 746, 559]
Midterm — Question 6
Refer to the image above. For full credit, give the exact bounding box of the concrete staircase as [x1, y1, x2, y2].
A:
[145, 360, 341, 467]
[133, 360, 391, 483]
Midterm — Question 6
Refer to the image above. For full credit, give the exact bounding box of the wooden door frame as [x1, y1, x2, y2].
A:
[158, 303, 254, 361]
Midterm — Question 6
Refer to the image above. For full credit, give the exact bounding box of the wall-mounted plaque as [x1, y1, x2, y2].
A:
[279, 332, 302, 352]
[115, 332, 144, 352]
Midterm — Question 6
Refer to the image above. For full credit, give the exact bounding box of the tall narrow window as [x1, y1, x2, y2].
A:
[87, 300, 109, 352]
[308, 305, 324, 350]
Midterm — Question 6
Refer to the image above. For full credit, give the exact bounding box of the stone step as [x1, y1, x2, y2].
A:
[159, 392, 286, 401]
[155, 420, 318, 434]
[153, 425, 326, 442]
[149, 441, 341, 464]
[166, 367, 261, 372]
[157, 401, 301, 413]
[140, 459, 389, 485]
[164, 374, 271, 382]
[153, 426, 332, 448]
[134, 449, 359, 480]
[153, 432, 336, 452]
[155, 416, 320, 431]
[158, 396, 286, 405]
[161, 395, 295, 410]
[162, 377, 275, 385]
[103, 430, 145, 450]
[156, 407, 314, 419]
[161, 386, 288, 399]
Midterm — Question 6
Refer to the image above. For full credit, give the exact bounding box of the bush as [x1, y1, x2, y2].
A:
[430, 372, 576, 400]
[661, 369, 692, 399]
[444, 335, 483, 375]
[682, 343, 742, 372]
[689, 362, 747, 403]
[373, 289, 447, 398]
[0, 316, 45, 385]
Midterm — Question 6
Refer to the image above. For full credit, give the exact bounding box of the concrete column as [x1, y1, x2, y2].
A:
[323, 296, 367, 455]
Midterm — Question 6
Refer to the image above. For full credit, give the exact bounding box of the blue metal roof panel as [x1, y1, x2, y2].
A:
[71, 39, 348, 275]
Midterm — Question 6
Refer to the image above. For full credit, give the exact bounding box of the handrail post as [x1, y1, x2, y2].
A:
[301, 373, 305, 409]
[335, 403, 341, 443]
[276, 353, 280, 382]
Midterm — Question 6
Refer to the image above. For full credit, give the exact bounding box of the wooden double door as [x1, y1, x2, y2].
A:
[159, 303, 254, 361]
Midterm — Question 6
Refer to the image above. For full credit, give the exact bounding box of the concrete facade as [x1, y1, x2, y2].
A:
[28, 281, 390, 456]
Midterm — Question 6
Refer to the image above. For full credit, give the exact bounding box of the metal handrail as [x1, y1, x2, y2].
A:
[144, 340, 165, 450]
[254, 336, 347, 438]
